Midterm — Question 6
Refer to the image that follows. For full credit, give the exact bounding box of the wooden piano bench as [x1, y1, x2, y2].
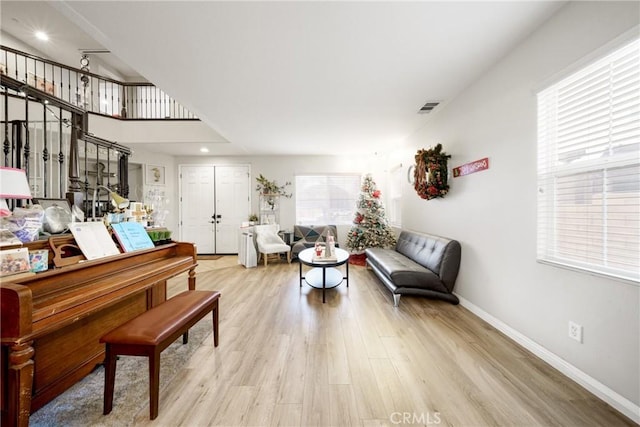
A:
[100, 290, 220, 420]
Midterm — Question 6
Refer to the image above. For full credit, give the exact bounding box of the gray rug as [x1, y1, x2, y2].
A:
[30, 317, 213, 427]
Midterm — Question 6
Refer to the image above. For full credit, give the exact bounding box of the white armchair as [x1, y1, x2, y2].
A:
[254, 224, 291, 266]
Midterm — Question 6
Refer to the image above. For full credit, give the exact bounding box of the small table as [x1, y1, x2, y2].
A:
[278, 230, 293, 245]
[298, 247, 349, 303]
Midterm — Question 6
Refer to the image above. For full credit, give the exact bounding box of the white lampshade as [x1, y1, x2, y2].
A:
[0, 167, 32, 217]
[0, 167, 33, 199]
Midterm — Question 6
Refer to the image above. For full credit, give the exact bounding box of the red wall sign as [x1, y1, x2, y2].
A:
[453, 157, 489, 178]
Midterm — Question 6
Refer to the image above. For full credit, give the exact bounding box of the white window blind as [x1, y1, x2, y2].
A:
[295, 174, 361, 225]
[388, 164, 403, 227]
[537, 37, 640, 283]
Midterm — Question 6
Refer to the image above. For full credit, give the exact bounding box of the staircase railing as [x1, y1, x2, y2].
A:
[1, 45, 197, 120]
[2, 70, 133, 218]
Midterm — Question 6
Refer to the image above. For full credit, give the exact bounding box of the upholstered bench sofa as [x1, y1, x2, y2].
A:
[291, 225, 338, 259]
[365, 230, 461, 306]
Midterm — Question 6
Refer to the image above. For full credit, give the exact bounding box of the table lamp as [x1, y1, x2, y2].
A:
[0, 167, 33, 217]
[92, 185, 130, 219]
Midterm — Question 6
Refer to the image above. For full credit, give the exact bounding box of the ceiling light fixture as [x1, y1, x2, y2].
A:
[35, 31, 49, 41]
[200, 147, 209, 153]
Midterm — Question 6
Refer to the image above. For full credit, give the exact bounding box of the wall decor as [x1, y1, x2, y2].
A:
[145, 164, 165, 185]
[407, 165, 415, 184]
[453, 157, 489, 177]
[413, 144, 451, 200]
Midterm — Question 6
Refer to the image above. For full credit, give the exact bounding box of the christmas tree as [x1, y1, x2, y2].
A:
[346, 174, 397, 252]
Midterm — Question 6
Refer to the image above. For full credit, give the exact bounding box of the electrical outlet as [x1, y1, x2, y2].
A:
[568, 321, 583, 343]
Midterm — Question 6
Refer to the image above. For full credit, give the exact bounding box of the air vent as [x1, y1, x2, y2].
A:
[418, 101, 440, 114]
[79, 49, 111, 54]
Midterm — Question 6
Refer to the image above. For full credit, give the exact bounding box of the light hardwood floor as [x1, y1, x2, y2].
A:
[132, 256, 634, 426]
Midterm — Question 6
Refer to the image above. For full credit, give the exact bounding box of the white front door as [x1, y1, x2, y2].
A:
[180, 166, 215, 253]
[215, 166, 250, 253]
[180, 164, 250, 254]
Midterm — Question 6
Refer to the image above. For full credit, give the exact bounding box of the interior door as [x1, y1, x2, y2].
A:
[214, 166, 250, 253]
[180, 165, 215, 253]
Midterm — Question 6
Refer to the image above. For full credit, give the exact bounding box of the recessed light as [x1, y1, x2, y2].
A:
[200, 147, 209, 153]
[35, 31, 49, 41]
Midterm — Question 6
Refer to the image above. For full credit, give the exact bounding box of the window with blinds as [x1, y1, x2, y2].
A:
[388, 164, 403, 227]
[295, 174, 362, 225]
[537, 37, 639, 283]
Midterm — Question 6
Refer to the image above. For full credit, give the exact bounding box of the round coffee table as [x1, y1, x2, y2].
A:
[298, 247, 349, 303]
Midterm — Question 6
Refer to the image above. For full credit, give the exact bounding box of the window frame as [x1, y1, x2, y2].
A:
[536, 36, 640, 284]
[294, 173, 362, 226]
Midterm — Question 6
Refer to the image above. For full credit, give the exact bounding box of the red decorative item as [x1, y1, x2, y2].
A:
[453, 157, 489, 177]
[349, 253, 367, 266]
[372, 190, 381, 198]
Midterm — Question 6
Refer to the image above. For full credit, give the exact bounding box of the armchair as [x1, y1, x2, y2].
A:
[254, 224, 291, 266]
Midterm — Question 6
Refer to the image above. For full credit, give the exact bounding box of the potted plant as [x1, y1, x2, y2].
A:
[255, 174, 292, 198]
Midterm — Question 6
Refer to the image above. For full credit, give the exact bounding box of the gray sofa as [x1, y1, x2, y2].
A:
[291, 225, 338, 259]
[365, 230, 461, 306]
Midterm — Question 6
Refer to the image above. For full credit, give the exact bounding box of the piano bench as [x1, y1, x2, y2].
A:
[100, 290, 220, 420]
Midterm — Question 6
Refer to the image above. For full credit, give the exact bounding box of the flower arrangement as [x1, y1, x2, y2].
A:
[413, 144, 451, 200]
[255, 174, 292, 198]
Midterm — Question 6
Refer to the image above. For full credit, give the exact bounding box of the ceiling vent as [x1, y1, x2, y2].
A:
[418, 101, 440, 114]
[79, 49, 111, 54]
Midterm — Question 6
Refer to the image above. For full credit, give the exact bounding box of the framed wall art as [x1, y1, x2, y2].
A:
[145, 165, 165, 185]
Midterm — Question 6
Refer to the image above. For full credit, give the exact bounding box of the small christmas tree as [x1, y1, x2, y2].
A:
[346, 174, 396, 252]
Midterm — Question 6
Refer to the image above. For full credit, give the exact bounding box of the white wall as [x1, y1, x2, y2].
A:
[125, 146, 177, 232]
[175, 154, 385, 248]
[1, 31, 44, 57]
[88, 114, 224, 144]
[399, 1, 639, 416]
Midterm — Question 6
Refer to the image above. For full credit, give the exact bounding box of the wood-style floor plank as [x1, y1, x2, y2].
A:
[138, 256, 637, 427]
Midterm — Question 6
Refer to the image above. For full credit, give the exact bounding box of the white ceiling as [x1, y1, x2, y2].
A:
[2, 1, 565, 157]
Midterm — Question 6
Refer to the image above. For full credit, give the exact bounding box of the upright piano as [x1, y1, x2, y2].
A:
[0, 236, 197, 427]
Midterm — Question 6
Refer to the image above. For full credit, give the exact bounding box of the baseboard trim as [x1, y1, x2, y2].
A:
[456, 294, 640, 424]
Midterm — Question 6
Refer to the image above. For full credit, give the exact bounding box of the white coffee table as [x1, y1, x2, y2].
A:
[298, 247, 349, 303]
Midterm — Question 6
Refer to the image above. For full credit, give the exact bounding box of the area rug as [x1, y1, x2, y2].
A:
[29, 317, 213, 427]
[349, 252, 367, 266]
[197, 254, 223, 260]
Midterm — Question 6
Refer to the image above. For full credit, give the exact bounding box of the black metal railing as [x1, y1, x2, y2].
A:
[2, 71, 132, 217]
[1, 45, 197, 120]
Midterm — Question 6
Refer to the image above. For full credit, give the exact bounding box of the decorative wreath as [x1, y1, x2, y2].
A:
[413, 144, 451, 200]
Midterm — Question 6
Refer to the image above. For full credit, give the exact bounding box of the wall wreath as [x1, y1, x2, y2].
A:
[413, 144, 451, 200]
